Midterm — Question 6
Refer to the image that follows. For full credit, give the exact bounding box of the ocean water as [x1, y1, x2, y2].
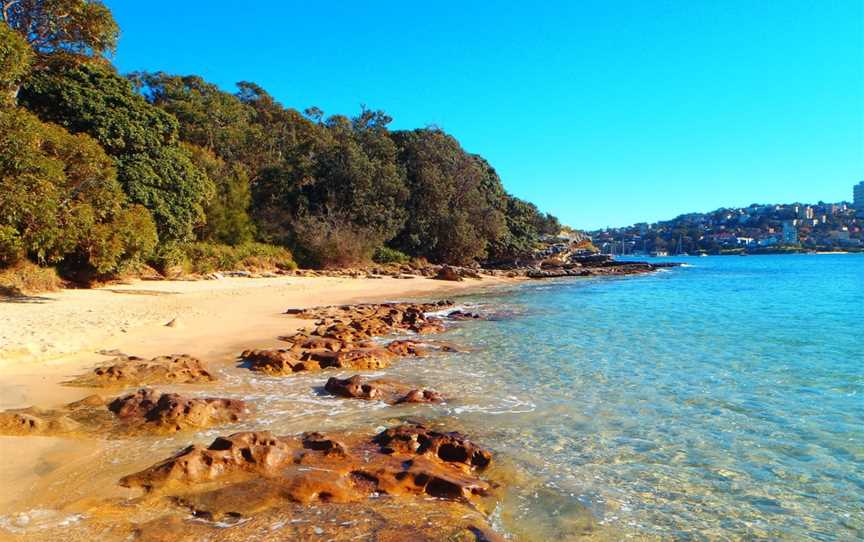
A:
[432, 254, 863, 540]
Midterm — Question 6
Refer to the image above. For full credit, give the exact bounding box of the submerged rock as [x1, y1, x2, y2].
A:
[324, 375, 443, 405]
[67, 354, 215, 387]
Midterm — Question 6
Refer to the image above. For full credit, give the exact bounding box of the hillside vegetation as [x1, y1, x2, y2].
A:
[0, 1, 559, 292]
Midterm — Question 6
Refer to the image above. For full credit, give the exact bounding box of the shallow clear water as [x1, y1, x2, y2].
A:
[443, 254, 863, 540]
[2, 255, 862, 541]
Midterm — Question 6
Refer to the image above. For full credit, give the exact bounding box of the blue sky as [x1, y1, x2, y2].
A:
[107, 1, 863, 230]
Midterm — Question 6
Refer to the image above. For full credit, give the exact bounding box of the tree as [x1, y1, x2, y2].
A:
[252, 109, 407, 267]
[1, 0, 118, 58]
[132, 72, 255, 163]
[0, 107, 156, 273]
[390, 128, 506, 264]
[0, 22, 32, 104]
[19, 60, 213, 241]
[185, 143, 255, 245]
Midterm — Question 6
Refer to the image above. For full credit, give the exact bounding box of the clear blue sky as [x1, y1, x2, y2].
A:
[107, 0, 863, 230]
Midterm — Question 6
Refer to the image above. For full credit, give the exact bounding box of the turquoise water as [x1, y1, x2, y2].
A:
[431, 254, 863, 540]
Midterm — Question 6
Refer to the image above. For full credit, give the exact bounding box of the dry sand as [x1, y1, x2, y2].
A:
[0, 274, 514, 409]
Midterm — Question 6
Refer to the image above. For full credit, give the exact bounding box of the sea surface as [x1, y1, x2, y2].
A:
[433, 253, 863, 540]
[1, 254, 861, 540]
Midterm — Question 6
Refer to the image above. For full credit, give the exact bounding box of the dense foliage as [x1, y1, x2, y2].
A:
[0, 107, 156, 273]
[1, 1, 560, 284]
[20, 61, 214, 242]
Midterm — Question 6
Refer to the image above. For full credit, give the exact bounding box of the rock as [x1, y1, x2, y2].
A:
[385, 339, 427, 357]
[164, 318, 179, 328]
[67, 354, 215, 387]
[434, 266, 463, 281]
[120, 424, 494, 508]
[108, 388, 247, 432]
[324, 375, 443, 405]
[245, 302, 459, 377]
[0, 411, 82, 436]
[447, 310, 482, 320]
[0, 388, 245, 437]
[374, 424, 492, 471]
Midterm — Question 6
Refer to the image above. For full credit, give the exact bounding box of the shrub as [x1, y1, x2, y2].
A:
[173, 242, 296, 274]
[372, 246, 410, 265]
[0, 260, 62, 296]
[0, 107, 158, 275]
[289, 213, 383, 269]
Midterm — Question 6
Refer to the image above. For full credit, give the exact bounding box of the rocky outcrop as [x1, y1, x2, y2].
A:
[241, 341, 403, 375]
[67, 354, 215, 387]
[108, 388, 248, 432]
[324, 375, 443, 404]
[244, 302, 453, 376]
[120, 424, 494, 508]
[434, 265, 463, 281]
[0, 389, 246, 437]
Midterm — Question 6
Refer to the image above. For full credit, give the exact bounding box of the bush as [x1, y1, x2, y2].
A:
[0, 260, 62, 296]
[372, 246, 410, 265]
[176, 242, 296, 274]
[290, 213, 384, 268]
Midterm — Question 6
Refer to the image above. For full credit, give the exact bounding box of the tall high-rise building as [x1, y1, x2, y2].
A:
[855, 181, 864, 214]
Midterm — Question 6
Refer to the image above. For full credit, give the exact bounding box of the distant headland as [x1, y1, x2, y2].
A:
[591, 188, 864, 256]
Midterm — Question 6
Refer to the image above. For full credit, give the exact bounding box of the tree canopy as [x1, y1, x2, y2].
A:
[1, 0, 117, 58]
[0, 107, 156, 273]
[19, 61, 214, 242]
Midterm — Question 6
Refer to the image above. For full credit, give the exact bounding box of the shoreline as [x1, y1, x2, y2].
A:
[0, 274, 517, 409]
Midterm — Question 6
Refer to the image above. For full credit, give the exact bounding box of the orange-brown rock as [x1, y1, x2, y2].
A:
[241, 348, 305, 374]
[374, 424, 492, 471]
[67, 354, 215, 387]
[0, 389, 245, 437]
[324, 375, 443, 405]
[120, 424, 494, 510]
[108, 388, 248, 432]
[447, 309, 483, 320]
[385, 339, 427, 357]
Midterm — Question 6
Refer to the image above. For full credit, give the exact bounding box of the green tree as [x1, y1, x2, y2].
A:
[132, 72, 255, 163]
[0, 22, 32, 105]
[0, 107, 156, 273]
[0, 0, 117, 58]
[252, 109, 407, 267]
[19, 60, 213, 241]
[391, 128, 506, 264]
[185, 143, 255, 245]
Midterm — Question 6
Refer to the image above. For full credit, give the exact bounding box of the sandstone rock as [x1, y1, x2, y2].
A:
[434, 266, 463, 281]
[324, 375, 443, 405]
[447, 310, 482, 320]
[374, 424, 492, 471]
[121, 424, 493, 507]
[108, 388, 247, 432]
[385, 339, 427, 357]
[68, 354, 215, 387]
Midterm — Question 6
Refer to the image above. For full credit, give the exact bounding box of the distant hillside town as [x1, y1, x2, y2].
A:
[590, 181, 864, 255]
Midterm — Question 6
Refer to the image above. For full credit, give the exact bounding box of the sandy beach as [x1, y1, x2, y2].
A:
[0, 273, 517, 536]
[0, 274, 513, 407]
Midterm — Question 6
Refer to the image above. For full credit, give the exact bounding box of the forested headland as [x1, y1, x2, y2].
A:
[0, 1, 559, 292]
